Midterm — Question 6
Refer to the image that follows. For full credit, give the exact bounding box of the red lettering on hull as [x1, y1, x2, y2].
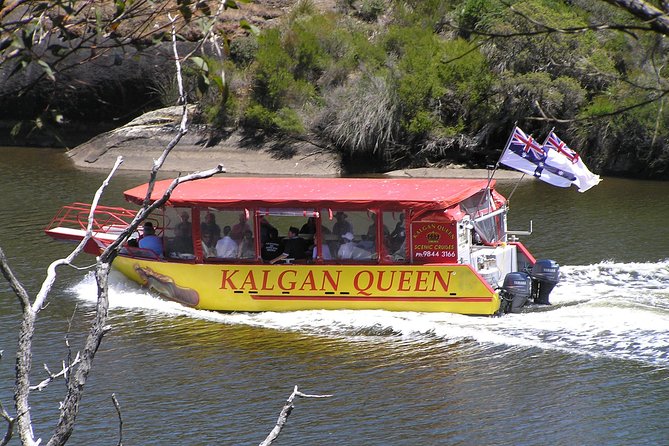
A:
[220, 269, 239, 289]
[218, 268, 457, 297]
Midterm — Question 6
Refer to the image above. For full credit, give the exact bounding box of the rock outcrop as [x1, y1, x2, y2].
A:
[67, 106, 341, 176]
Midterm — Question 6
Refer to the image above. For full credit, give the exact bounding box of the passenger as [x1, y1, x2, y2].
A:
[392, 240, 406, 261]
[332, 211, 353, 237]
[138, 222, 163, 257]
[300, 217, 317, 234]
[200, 212, 221, 241]
[230, 213, 251, 242]
[337, 232, 372, 260]
[215, 225, 238, 258]
[312, 234, 332, 261]
[389, 214, 406, 252]
[201, 231, 217, 258]
[301, 216, 331, 236]
[173, 211, 193, 254]
[259, 216, 278, 244]
[363, 216, 390, 252]
[471, 228, 482, 245]
[237, 229, 255, 259]
[261, 229, 282, 261]
[366, 215, 390, 242]
[270, 226, 308, 264]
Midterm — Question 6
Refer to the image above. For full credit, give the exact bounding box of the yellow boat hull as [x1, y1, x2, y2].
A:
[113, 256, 501, 315]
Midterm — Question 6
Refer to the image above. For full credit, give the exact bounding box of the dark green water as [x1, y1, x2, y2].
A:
[0, 147, 667, 446]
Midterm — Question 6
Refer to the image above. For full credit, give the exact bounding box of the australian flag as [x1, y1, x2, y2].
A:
[544, 131, 580, 164]
[499, 126, 574, 188]
[508, 126, 546, 163]
[542, 131, 601, 192]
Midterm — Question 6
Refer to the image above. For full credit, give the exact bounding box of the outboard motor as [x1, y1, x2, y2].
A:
[499, 272, 532, 314]
[529, 259, 560, 305]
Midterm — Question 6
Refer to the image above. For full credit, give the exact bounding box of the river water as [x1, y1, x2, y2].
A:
[0, 147, 667, 445]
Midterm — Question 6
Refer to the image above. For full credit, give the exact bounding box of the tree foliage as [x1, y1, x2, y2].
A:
[3, 0, 669, 177]
[221, 0, 669, 176]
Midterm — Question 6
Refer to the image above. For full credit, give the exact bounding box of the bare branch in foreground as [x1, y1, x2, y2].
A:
[259, 386, 332, 446]
[34, 156, 125, 312]
[29, 353, 82, 393]
[111, 394, 123, 446]
[0, 400, 15, 446]
[0, 9, 228, 445]
[42, 17, 224, 446]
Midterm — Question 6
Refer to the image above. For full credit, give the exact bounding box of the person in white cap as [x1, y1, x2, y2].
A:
[337, 232, 372, 260]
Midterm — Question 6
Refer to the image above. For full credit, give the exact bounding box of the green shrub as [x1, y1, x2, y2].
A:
[406, 110, 435, 136]
[230, 36, 258, 67]
[273, 107, 305, 134]
[457, 0, 503, 36]
[244, 103, 275, 129]
[254, 29, 296, 109]
[358, 0, 385, 22]
[243, 103, 305, 135]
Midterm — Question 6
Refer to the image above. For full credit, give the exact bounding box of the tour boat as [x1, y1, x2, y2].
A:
[45, 177, 560, 315]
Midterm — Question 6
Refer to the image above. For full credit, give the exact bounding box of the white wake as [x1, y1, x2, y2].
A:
[68, 260, 669, 368]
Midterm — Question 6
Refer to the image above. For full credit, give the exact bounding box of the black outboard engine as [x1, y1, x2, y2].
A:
[529, 259, 560, 305]
[499, 272, 532, 314]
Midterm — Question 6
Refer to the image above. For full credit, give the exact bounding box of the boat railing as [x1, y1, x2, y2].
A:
[506, 220, 533, 240]
[45, 202, 137, 234]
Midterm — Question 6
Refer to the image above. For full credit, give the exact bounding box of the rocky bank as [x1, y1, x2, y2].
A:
[67, 105, 525, 180]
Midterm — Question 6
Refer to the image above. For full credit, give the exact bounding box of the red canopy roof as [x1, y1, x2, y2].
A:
[123, 177, 496, 211]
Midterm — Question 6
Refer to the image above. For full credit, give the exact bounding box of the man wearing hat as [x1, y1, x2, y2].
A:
[332, 211, 353, 237]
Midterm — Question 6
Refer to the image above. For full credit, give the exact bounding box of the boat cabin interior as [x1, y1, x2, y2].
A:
[121, 188, 531, 275]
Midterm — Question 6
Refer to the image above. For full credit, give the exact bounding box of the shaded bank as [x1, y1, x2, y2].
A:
[63, 106, 526, 179]
[65, 106, 342, 176]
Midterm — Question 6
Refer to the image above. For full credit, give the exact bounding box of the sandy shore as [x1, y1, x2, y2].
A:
[68, 142, 526, 181]
[384, 166, 526, 180]
[65, 107, 528, 181]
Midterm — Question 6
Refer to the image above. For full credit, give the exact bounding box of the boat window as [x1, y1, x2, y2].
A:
[321, 210, 377, 261]
[383, 211, 407, 263]
[255, 209, 318, 263]
[460, 190, 504, 244]
[164, 208, 194, 258]
[200, 209, 255, 260]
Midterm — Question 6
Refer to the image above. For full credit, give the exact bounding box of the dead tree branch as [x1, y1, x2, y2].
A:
[43, 19, 223, 446]
[0, 400, 15, 446]
[111, 394, 123, 446]
[258, 386, 332, 446]
[1, 12, 225, 446]
[602, 0, 669, 36]
[30, 353, 82, 392]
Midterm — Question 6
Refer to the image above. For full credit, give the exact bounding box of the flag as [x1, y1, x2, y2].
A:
[542, 131, 601, 192]
[499, 126, 574, 188]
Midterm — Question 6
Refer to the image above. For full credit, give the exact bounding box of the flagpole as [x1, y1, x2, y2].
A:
[541, 126, 554, 146]
[477, 125, 518, 209]
[484, 124, 517, 192]
[506, 173, 526, 202]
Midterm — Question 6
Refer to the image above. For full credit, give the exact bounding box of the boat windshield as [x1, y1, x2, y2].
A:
[460, 190, 505, 244]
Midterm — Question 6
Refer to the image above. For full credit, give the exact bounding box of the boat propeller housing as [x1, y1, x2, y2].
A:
[500, 259, 560, 314]
[530, 259, 560, 305]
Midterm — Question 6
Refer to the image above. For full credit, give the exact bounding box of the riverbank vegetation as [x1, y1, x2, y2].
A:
[166, 0, 669, 177]
[2, 0, 669, 178]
